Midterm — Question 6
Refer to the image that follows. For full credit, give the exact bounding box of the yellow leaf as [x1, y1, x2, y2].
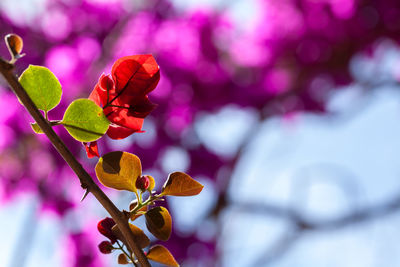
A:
[111, 223, 150, 249]
[95, 151, 141, 192]
[129, 224, 150, 248]
[161, 172, 204, 196]
[147, 245, 179, 267]
[30, 122, 44, 134]
[145, 206, 172, 241]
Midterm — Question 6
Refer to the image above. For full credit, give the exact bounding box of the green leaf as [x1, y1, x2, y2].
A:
[62, 99, 110, 142]
[161, 172, 204, 196]
[19, 65, 62, 112]
[30, 123, 44, 134]
[145, 206, 172, 241]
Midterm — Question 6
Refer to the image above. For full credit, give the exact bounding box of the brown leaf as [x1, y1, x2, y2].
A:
[118, 253, 129, 265]
[145, 206, 172, 241]
[147, 245, 179, 267]
[129, 224, 150, 248]
[161, 172, 204, 196]
[111, 223, 150, 249]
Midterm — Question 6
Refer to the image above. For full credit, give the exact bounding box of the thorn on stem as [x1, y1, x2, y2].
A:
[80, 189, 90, 202]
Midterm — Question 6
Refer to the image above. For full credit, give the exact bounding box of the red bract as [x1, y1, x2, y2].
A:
[89, 55, 159, 140]
[97, 217, 117, 244]
[83, 142, 99, 158]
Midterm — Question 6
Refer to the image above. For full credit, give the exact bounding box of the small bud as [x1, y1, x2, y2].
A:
[97, 217, 117, 243]
[118, 253, 129, 264]
[98, 241, 114, 254]
[136, 175, 150, 191]
[4, 34, 24, 63]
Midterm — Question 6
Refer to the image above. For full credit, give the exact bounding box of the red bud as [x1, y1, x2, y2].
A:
[98, 241, 114, 254]
[136, 175, 150, 191]
[97, 217, 117, 243]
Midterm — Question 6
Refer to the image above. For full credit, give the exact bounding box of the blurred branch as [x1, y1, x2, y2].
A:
[0, 57, 151, 267]
[213, 86, 400, 264]
[235, 191, 400, 230]
[235, 191, 400, 265]
[253, 227, 300, 266]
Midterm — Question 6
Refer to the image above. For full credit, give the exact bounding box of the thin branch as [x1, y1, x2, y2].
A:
[253, 227, 300, 266]
[0, 57, 151, 267]
[234, 192, 400, 266]
[234, 190, 400, 231]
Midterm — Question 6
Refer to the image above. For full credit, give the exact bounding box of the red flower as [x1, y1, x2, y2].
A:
[97, 217, 117, 243]
[89, 55, 159, 140]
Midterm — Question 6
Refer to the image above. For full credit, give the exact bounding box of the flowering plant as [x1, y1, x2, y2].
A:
[0, 34, 203, 267]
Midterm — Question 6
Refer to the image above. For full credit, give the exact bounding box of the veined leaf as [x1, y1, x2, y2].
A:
[145, 206, 172, 241]
[161, 172, 204, 196]
[62, 99, 109, 142]
[147, 245, 179, 267]
[95, 151, 141, 192]
[111, 223, 150, 249]
[19, 65, 62, 112]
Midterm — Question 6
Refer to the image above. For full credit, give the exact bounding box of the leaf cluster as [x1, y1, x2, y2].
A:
[20, 64, 110, 142]
[7, 34, 204, 266]
[96, 151, 204, 266]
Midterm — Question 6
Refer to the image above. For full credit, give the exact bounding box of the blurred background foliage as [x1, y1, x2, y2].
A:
[2, 0, 400, 266]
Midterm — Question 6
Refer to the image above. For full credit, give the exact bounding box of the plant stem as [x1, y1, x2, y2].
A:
[50, 120, 62, 126]
[0, 57, 151, 267]
[117, 241, 137, 267]
[107, 104, 130, 109]
[130, 194, 163, 214]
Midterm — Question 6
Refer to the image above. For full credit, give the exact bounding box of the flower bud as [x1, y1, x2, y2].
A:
[5, 33, 23, 60]
[98, 241, 114, 254]
[136, 175, 150, 191]
[97, 217, 117, 243]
